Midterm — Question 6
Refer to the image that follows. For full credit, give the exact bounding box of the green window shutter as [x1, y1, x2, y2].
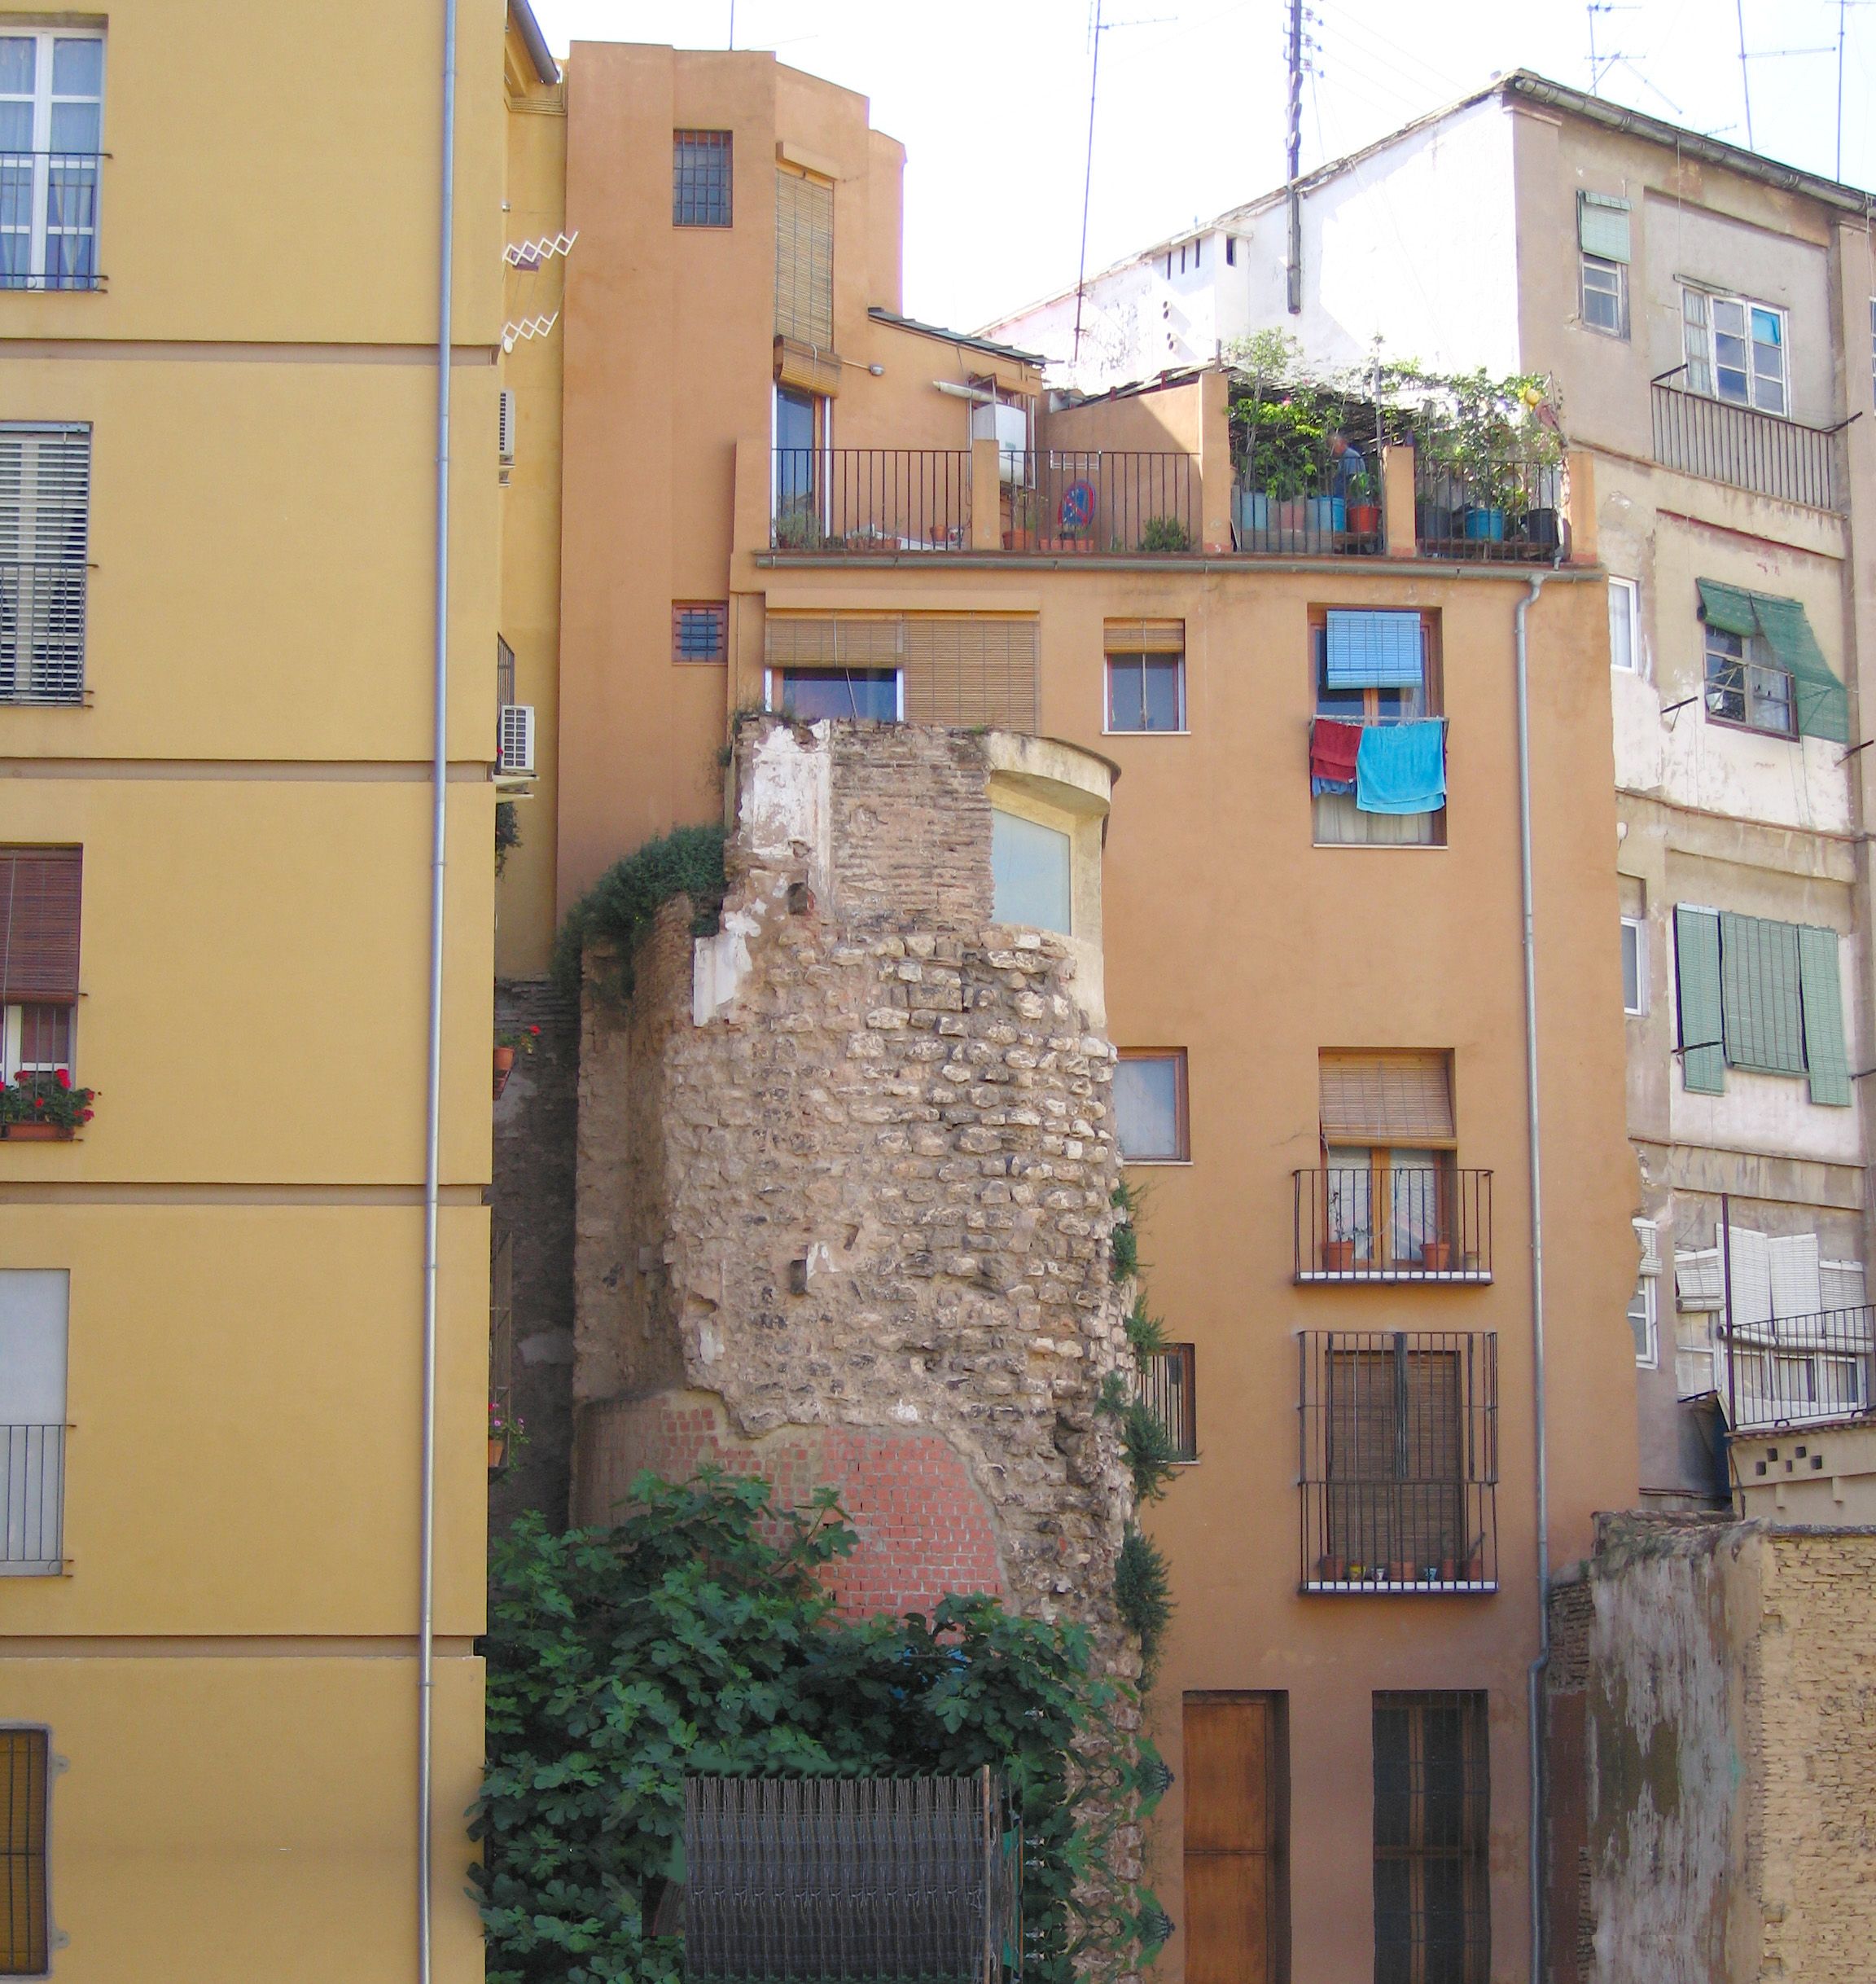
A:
[1578, 192, 1631, 263]
[1719, 912, 1805, 1073]
[1696, 578, 1758, 638]
[1747, 593, 1848, 744]
[1797, 925, 1852, 1105]
[1675, 906, 1725, 1094]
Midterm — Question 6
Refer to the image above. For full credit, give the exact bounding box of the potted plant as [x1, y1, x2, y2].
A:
[1, 1069, 95, 1140]
[1420, 1239, 1453, 1272]
[1317, 1553, 1348, 1583]
[1346, 470, 1381, 538]
[1140, 514, 1193, 553]
[489, 1399, 527, 1473]
[1321, 1238, 1358, 1273]
[1002, 484, 1040, 552]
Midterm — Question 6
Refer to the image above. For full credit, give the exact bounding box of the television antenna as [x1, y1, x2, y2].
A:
[1585, 2, 1638, 95]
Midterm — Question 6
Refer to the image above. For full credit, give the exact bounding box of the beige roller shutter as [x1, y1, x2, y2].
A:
[774, 167, 834, 347]
[904, 617, 1038, 731]
[1103, 619, 1186, 655]
[1319, 1051, 1454, 1145]
[764, 616, 905, 670]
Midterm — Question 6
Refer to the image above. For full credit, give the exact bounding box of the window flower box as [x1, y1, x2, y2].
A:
[1, 1070, 94, 1139]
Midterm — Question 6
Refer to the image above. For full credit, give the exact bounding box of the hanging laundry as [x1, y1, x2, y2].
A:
[1356, 719, 1446, 815]
[1309, 718, 1363, 791]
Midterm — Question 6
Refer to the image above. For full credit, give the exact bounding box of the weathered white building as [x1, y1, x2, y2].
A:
[990, 72, 1876, 1504]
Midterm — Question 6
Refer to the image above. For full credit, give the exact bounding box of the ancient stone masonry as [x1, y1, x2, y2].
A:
[572, 718, 1139, 1658]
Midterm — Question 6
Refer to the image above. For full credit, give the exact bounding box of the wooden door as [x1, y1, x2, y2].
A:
[1183, 1693, 1290, 1984]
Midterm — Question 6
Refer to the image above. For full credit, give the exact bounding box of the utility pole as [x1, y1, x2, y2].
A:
[1735, 0, 1755, 149]
[1286, 0, 1303, 314]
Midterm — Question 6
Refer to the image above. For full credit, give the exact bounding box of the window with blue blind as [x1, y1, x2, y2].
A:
[1324, 610, 1423, 689]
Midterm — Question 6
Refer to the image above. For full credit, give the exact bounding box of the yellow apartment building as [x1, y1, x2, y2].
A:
[515, 40, 1644, 1984]
[0, 2, 556, 1977]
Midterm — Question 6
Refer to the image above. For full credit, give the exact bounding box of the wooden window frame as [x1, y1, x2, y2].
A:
[0, 1724, 50, 1973]
[1308, 608, 1444, 848]
[672, 129, 733, 228]
[1116, 1047, 1190, 1164]
[1703, 623, 1795, 740]
[673, 601, 729, 665]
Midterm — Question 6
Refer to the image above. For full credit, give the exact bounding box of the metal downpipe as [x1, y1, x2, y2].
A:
[1516, 569, 1554, 1984]
[419, 0, 458, 1977]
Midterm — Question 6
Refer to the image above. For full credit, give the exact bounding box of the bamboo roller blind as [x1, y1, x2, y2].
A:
[1319, 1051, 1454, 1145]
[0, 848, 81, 1003]
[1103, 619, 1186, 655]
[765, 616, 1039, 732]
[774, 167, 834, 348]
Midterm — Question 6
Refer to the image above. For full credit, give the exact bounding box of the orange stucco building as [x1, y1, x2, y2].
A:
[504, 40, 1642, 1984]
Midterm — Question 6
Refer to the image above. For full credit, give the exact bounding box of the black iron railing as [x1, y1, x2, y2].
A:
[771, 449, 971, 552]
[2, 1424, 64, 1568]
[1413, 450, 1563, 561]
[1723, 1305, 1875, 1433]
[1651, 377, 1843, 511]
[0, 151, 102, 290]
[1293, 1168, 1492, 1282]
[1299, 1331, 1497, 1592]
[1001, 450, 1200, 555]
[1135, 1345, 1197, 1463]
[685, 1772, 1021, 1983]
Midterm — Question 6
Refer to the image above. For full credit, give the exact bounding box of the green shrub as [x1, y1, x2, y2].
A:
[552, 823, 729, 1002]
[495, 799, 520, 877]
[1114, 1527, 1173, 1676]
[1139, 515, 1193, 553]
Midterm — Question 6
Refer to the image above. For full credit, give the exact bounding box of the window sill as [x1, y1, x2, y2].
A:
[1102, 727, 1190, 738]
[1311, 840, 1448, 850]
[1295, 1269, 1492, 1285]
[1122, 1157, 1192, 1168]
[1302, 1578, 1497, 1596]
[1702, 710, 1799, 744]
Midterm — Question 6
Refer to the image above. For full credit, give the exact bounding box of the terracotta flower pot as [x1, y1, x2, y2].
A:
[493, 1046, 517, 1073]
[1348, 502, 1381, 535]
[4, 1121, 71, 1141]
[1318, 1555, 1347, 1583]
[1420, 1240, 1452, 1272]
[1321, 1239, 1358, 1273]
[488, 1434, 508, 1472]
[1391, 1560, 1416, 1585]
[1002, 528, 1037, 551]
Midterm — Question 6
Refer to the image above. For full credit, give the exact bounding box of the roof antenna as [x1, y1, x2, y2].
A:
[1071, 2, 1168, 371]
[1735, 0, 1755, 148]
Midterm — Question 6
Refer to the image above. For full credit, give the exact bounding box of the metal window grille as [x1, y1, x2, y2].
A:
[0, 1727, 49, 1973]
[1651, 377, 1842, 509]
[0, 32, 105, 292]
[0, 1424, 63, 1571]
[673, 130, 732, 227]
[684, 1773, 1022, 1983]
[1135, 1345, 1197, 1463]
[1373, 1692, 1489, 1984]
[1299, 1332, 1497, 1591]
[1723, 1304, 1876, 1432]
[1293, 1168, 1492, 1282]
[0, 424, 89, 704]
[673, 602, 729, 663]
[496, 634, 515, 710]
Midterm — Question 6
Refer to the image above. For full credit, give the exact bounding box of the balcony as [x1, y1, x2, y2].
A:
[0, 151, 103, 291]
[1134, 1343, 1198, 1463]
[772, 448, 973, 553]
[1650, 375, 1843, 511]
[1722, 1305, 1874, 1433]
[1293, 1167, 1492, 1283]
[1, 1423, 64, 1573]
[1412, 452, 1563, 563]
[1299, 1330, 1497, 1593]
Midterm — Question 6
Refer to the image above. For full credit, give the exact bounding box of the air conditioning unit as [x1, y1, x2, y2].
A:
[497, 702, 535, 775]
[497, 389, 516, 483]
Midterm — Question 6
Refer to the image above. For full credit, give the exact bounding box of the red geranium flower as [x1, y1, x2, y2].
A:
[32, 1098, 44, 1111]
[55, 1069, 71, 1089]
[528, 1025, 541, 1037]
[79, 1108, 94, 1121]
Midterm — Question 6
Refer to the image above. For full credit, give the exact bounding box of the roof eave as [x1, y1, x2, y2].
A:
[509, 0, 559, 86]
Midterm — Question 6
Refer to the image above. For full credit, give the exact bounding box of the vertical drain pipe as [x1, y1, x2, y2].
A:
[419, 2, 458, 1979]
[1516, 570, 1553, 1984]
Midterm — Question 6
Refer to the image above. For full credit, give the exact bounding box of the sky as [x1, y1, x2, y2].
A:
[528, 0, 1876, 331]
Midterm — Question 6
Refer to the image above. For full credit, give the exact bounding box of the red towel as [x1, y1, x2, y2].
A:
[1310, 718, 1363, 784]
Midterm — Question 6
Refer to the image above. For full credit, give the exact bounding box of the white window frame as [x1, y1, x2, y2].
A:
[0, 27, 103, 291]
[1580, 253, 1628, 339]
[1621, 915, 1647, 1016]
[1628, 1268, 1659, 1369]
[0, 419, 92, 704]
[1681, 285, 1789, 415]
[1103, 650, 1188, 735]
[0, 1270, 69, 1576]
[1608, 576, 1639, 674]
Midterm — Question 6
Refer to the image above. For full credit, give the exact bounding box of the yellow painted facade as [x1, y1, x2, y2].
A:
[0, 2, 546, 1976]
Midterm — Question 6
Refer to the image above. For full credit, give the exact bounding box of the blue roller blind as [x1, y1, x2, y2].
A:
[1324, 609, 1422, 689]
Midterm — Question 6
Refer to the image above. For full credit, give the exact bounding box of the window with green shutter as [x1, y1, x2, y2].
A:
[1719, 912, 1804, 1074]
[1675, 906, 1725, 1094]
[1796, 925, 1852, 1106]
[1696, 581, 1847, 744]
[1678, 906, 1852, 1104]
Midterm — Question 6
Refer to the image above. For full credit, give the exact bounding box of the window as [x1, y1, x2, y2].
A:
[1621, 916, 1646, 1015]
[1314, 1052, 1466, 1275]
[0, 423, 90, 704]
[774, 669, 900, 722]
[1696, 579, 1844, 742]
[1309, 609, 1444, 847]
[1115, 1049, 1188, 1162]
[1869, 297, 1874, 407]
[1373, 1693, 1490, 1984]
[0, 847, 79, 1085]
[765, 614, 1038, 732]
[773, 384, 822, 540]
[1226, 235, 1238, 267]
[991, 809, 1072, 934]
[1682, 287, 1787, 414]
[1182, 1694, 1289, 1984]
[1576, 192, 1630, 339]
[673, 129, 731, 226]
[1104, 621, 1186, 732]
[1703, 623, 1793, 736]
[0, 29, 103, 291]
[774, 166, 833, 345]
[1628, 1220, 1659, 1367]
[673, 602, 729, 664]
[1607, 575, 1638, 673]
[0, 1727, 49, 1972]
[0, 1271, 66, 1577]
[1674, 906, 1850, 1104]
[1137, 1343, 1198, 1463]
[1300, 1332, 1497, 1588]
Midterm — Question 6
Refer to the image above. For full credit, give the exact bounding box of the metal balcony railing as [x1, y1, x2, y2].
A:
[1001, 450, 1200, 555]
[1, 1424, 64, 1569]
[1134, 1344, 1197, 1463]
[1293, 1168, 1492, 1283]
[1650, 375, 1843, 511]
[1412, 451, 1564, 561]
[771, 449, 971, 552]
[1299, 1331, 1497, 1593]
[0, 151, 103, 290]
[1722, 1305, 1875, 1433]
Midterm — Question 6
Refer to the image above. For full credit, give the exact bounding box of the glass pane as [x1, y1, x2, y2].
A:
[1748, 665, 1793, 735]
[774, 387, 815, 454]
[47, 101, 97, 151]
[1115, 1056, 1180, 1161]
[1107, 658, 1145, 731]
[1325, 1149, 1373, 1256]
[1608, 583, 1633, 669]
[1751, 306, 1782, 349]
[1142, 656, 1182, 730]
[1621, 923, 1641, 1012]
[1389, 1152, 1442, 1264]
[777, 669, 897, 722]
[991, 809, 1072, 934]
[0, 101, 29, 152]
[1628, 1284, 1654, 1361]
[0, 37, 34, 97]
[1582, 258, 1622, 333]
[50, 38, 103, 97]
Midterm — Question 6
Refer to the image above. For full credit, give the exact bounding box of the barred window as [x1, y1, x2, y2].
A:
[0, 30, 104, 292]
[0, 423, 90, 704]
[673, 602, 728, 664]
[0, 1727, 49, 1973]
[1373, 1693, 1489, 1984]
[673, 130, 731, 227]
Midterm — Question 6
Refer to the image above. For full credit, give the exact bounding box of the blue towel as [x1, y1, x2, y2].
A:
[1356, 719, 1446, 815]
